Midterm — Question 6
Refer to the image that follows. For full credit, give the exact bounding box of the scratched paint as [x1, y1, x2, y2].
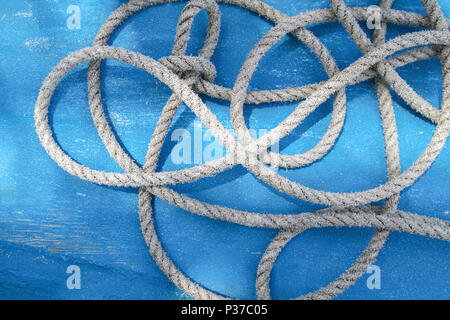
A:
[0, 0, 449, 299]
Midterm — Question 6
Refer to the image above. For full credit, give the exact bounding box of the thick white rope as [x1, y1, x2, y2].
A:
[34, 0, 450, 299]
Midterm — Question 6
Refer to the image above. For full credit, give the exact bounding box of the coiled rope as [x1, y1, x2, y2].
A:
[34, 0, 450, 299]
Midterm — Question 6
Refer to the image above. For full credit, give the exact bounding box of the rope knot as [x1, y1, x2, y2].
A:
[163, 0, 221, 88]
[158, 55, 216, 82]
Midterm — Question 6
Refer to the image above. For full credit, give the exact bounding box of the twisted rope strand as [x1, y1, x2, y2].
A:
[34, 0, 449, 300]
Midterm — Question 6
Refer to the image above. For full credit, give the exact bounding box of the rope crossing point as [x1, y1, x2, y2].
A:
[34, 0, 450, 299]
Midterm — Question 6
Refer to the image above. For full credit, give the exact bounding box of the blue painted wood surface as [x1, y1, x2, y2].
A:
[0, 0, 449, 299]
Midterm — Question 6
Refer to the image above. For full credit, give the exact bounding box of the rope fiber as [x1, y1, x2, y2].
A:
[34, 0, 450, 299]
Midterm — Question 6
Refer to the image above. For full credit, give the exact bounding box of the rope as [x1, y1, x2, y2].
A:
[34, 0, 450, 299]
